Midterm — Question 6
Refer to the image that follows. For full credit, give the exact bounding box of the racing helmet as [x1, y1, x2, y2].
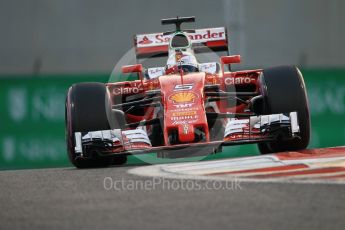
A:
[166, 50, 199, 74]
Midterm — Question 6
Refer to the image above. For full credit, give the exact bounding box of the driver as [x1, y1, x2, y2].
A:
[165, 50, 199, 74]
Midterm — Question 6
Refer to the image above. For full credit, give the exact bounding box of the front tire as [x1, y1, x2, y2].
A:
[65, 82, 127, 168]
[258, 66, 310, 154]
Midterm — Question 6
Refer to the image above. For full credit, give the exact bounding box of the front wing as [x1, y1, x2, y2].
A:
[73, 112, 299, 159]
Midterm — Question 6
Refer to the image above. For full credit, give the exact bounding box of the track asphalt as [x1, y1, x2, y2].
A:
[1, 165, 344, 230]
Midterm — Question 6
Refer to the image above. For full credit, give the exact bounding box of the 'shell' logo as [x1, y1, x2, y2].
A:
[138, 36, 153, 45]
[169, 92, 197, 104]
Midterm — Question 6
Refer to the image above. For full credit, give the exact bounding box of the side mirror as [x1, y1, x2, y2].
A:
[220, 55, 241, 65]
[121, 64, 143, 74]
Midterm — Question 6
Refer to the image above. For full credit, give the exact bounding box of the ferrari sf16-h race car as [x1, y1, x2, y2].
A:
[65, 16, 310, 168]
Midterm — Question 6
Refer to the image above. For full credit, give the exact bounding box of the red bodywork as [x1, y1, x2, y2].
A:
[160, 73, 209, 144]
[106, 65, 262, 149]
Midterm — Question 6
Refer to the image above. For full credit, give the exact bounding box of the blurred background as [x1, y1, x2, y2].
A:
[1, 0, 344, 169]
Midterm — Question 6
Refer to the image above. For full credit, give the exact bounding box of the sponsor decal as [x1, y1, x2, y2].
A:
[172, 111, 197, 117]
[187, 29, 225, 41]
[171, 115, 198, 121]
[174, 84, 194, 91]
[138, 36, 153, 45]
[172, 103, 194, 108]
[183, 124, 189, 134]
[172, 120, 198, 125]
[113, 83, 143, 95]
[169, 92, 197, 104]
[199, 62, 218, 74]
[148, 68, 163, 75]
[171, 107, 199, 112]
[147, 67, 165, 79]
[169, 110, 199, 125]
[224, 77, 256, 85]
[136, 28, 226, 48]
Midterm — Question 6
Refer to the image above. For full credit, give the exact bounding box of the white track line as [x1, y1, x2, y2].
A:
[128, 163, 345, 185]
[128, 148, 345, 185]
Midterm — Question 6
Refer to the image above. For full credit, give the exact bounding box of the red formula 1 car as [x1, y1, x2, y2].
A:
[65, 16, 310, 168]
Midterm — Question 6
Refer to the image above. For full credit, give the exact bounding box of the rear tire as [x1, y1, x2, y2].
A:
[65, 82, 127, 168]
[257, 66, 310, 154]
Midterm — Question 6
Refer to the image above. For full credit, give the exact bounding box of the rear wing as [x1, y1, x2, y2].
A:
[134, 27, 229, 59]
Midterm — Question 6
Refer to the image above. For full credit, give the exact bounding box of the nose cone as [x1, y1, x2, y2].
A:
[159, 73, 210, 145]
[178, 124, 195, 142]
